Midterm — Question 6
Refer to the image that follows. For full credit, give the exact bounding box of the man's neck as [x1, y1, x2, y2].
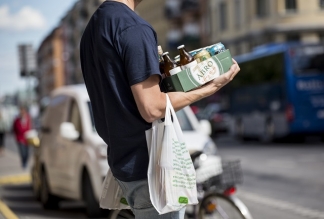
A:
[111, 0, 137, 11]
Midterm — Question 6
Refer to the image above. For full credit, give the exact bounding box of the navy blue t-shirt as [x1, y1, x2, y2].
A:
[80, 1, 161, 181]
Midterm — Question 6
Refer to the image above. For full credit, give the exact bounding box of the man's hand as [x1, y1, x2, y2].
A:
[198, 59, 240, 97]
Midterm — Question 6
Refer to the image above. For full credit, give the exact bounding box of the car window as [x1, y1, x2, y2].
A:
[42, 95, 69, 134]
[176, 110, 193, 131]
[68, 100, 83, 137]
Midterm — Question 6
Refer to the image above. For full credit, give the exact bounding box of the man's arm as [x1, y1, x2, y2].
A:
[131, 59, 240, 123]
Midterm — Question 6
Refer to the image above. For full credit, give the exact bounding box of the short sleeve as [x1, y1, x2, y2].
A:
[118, 24, 161, 86]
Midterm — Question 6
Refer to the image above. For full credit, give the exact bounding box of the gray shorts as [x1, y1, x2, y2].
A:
[116, 178, 186, 219]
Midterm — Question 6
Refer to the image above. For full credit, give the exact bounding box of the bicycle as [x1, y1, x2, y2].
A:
[187, 153, 253, 219]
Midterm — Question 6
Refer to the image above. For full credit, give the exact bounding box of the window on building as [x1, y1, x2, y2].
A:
[256, 0, 268, 18]
[164, 0, 181, 19]
[235, 0, 242, 28]
[219, 2, 227, 30]
[285, 0, 297, 12]
[286, 33, 300, 42]
[320, 0, 324, 9]
[319, 33, 324, 43]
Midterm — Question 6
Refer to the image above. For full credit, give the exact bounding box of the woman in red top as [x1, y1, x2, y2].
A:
[13, 106, 32, 168]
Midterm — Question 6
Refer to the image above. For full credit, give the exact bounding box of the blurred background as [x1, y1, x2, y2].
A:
[0, 0, 324, 219]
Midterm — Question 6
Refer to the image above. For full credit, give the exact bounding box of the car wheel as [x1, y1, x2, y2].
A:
[235, 121, 246, 142]
[40, 169, 59, 209]
[83, 172, 107, 218]
[260, 122, 274, 143]
[31, 165, 41, 201]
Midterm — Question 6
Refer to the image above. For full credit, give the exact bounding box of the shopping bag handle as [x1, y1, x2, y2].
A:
[165, 95, 183, 140]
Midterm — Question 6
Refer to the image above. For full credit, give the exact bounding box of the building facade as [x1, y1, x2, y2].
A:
[206, 0, 324, 56]
[37, 27, 65, 99]
[61, 0, 105, 85]
[136, 0, 169, 49]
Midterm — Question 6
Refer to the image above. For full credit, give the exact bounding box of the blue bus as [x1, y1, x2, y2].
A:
[227, 43, 324, 142]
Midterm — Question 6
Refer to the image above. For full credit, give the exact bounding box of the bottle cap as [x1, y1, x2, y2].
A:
[177, 45, 185, 50]
[169, 66, 182, 76]
[158, 46, 163, 55]
[162, 52, 169, 56]
[181, 60, 198, 70]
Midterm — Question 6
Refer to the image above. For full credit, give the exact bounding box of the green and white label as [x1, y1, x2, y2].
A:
[178, 196, 189, 204]
[120, 197, 128, 205]
[188, 59, 220, 85]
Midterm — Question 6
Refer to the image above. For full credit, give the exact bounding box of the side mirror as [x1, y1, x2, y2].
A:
[199, 120, 212, 136]
[60, 122, 80, 141]
[25, 129, 40, 147]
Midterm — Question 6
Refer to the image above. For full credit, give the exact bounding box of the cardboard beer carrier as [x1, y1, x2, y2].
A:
[161, 43, 233, 92]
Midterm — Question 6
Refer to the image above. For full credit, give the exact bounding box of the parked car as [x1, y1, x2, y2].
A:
[27, 84, 216, 218]
[196, 103, 230, 136]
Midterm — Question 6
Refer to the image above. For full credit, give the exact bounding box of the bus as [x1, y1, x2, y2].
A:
[227, 43, 324, 142]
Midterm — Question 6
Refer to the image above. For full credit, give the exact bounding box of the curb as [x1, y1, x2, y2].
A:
[0, 174, 31, 186]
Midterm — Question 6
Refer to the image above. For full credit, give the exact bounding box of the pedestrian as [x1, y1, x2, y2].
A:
[0, 107, 8, 156]
[13, 106, 32, 168]
[80, 0, 240, 218]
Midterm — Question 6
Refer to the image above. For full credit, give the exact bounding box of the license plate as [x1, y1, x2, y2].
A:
[196, 156, 222, 184]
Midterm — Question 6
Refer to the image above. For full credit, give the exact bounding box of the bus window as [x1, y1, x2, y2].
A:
[231, 53, 285, 89]
[291, 46, 324, 74]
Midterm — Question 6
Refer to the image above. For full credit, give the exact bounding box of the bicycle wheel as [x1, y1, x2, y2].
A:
[198, 193, 245, 219]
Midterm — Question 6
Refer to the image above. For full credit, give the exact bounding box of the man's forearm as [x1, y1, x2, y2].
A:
[167, 86, 213, 112]
[132, 60, 240, 123]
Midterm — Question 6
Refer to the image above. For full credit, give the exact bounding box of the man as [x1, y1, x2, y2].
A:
[13, 106, 32, 168]
[80, 0, 240, 218]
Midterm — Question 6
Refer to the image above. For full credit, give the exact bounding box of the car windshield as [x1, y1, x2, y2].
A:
[87, 101, 194, 132]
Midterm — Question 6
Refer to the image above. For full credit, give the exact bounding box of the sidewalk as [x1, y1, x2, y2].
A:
[0, 149, 29, 179]
[0, 135, 31, 219]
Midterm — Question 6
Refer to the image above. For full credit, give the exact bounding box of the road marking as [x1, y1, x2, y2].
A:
[239, 190, 324, 219]
[0, 200, 19, 219]
[0, 174, 31, 186]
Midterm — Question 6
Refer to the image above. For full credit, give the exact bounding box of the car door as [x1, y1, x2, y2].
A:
[57, 97, 85, 198]
[40, 95, 70, 192]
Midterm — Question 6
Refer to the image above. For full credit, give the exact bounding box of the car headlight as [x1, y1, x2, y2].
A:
[203, 140, 217, 155]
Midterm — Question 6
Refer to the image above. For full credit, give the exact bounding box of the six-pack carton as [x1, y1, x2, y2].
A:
[161, 49, 233, 92]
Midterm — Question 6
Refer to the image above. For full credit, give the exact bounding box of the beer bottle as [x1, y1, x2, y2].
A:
[177, 45, 197, 69]
[158, 46, 165, 77]
[162, 52, 182, 77]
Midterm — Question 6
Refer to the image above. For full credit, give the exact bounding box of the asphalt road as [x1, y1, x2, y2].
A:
[1, 134, 324, 219]
[215, 136, 324, 219]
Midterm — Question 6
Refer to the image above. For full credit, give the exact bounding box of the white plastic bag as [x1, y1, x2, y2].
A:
[99, 168, 131, 210]
[146, 94, 198, 214]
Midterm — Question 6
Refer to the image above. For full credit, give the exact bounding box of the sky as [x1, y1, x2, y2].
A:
[0, 0, 77, 97]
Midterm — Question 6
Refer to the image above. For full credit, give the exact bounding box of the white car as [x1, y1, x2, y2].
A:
[31, 84, 217, 218]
